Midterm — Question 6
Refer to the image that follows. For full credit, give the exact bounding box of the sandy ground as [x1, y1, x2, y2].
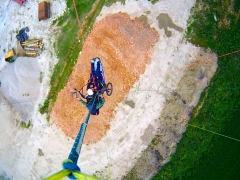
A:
[0, 0, 218, 179]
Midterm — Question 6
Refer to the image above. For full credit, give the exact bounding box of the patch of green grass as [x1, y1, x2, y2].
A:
[122, 167, 138, 180]
[153, 0, 240, 179]
[20, 120, 31, 129]
[150, 0, 159, 4]
[39, 71, 43, 83]
[104, 0, 126, 7]
[151, 135, 160, 146]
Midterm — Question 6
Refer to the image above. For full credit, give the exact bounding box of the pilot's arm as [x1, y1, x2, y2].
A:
[79, 91, 87, 99]
[96, 98, 105, 109]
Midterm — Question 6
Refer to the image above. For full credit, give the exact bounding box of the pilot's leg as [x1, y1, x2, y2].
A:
[79, 100, 87, 107]
[96, 98, 105, 109]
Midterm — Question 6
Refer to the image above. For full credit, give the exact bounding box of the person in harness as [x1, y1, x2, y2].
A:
[76, 57, 113, 115]
[79, 83, 105, 115]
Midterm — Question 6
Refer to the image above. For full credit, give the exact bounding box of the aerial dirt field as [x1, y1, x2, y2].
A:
[51, 12, 159, 143]
[0, 1, 219, 179]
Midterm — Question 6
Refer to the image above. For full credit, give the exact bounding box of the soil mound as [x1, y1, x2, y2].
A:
[51, 12, 159, 143]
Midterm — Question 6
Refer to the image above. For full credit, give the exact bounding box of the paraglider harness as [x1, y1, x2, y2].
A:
[72, 81, 113, 115]
[72, 57, 113, 115]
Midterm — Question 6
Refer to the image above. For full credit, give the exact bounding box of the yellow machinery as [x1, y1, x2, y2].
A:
[5, 48, 17, 63]
[6, 25, 43, 62]
[5, 38, 44, 62]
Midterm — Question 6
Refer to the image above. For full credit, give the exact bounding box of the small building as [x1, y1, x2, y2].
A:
[38, 1, 50, 21]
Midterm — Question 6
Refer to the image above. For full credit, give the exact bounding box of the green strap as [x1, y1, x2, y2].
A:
[43, 169, 71, 180]
[44, 169, 99, 180]
[72, 171, 99, 180]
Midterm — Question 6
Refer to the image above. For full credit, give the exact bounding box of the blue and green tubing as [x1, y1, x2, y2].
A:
[44, 95, 99, 180]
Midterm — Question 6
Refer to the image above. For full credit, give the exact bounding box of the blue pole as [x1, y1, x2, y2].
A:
[68, 95, 97, 163]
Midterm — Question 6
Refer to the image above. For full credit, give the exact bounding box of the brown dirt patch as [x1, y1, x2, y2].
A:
[51, 12, 159, 143]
